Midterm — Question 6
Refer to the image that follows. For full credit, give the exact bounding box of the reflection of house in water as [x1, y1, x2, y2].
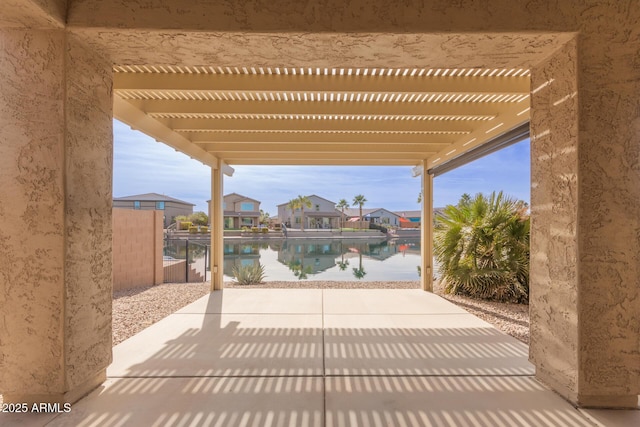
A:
[277, 240, 343, 277]
[223, 242, 262, 272]
[222, 237, 422, 279]
[388, 238, 421, 257]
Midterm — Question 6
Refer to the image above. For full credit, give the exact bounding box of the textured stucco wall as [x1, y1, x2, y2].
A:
[529, 38, 580, 402]
[530, 8, 640, 405]
[63, 33, 114, 393]
[0, 29, 67, 397]
[113, 209, 163, 291]
[575, 4, 640, 404]
[0, 0, 66, 28]
[0, 29, 113, 402]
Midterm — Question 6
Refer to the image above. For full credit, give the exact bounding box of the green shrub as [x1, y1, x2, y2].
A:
[188, 226, 198, 234]
[251, 226, 259, 233]
[199, 226, 209, 233]
[241, 226, 249, 232]
[188, 211, 209, 226]
[231, 263, 266, 285]
[261, 227, 268, 234]
[434, 191, 530, 303]
[179, 221, 192, 230]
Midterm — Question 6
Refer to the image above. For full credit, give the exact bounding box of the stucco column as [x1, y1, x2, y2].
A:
[0, 29, 113, 404]
[210, 161, 224, 290]
[530, 36, 640, 408]
[420, 168, 433, 292]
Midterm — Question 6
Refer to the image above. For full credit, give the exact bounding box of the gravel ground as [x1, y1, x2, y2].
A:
[112, 280, 529, 346]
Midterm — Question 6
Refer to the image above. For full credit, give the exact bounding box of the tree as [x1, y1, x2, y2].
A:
[259, 209, 271, 226]
[286, 198, 299, 228]
[352, 194, 367, 229]
[188, 211, 209, 226]
[296, 195, 312, 231]
[417, 191, 422, 204]
[352, 253, 367, 279]
[336, 198, 350, 229]
[434, 191, 530, 303]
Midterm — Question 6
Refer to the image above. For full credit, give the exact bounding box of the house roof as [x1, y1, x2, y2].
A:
[394, 210, 421, 218]
[276, 194, 336, 207]
[366, 208, 401, 218]
[223, 192, 261, 203]
[342, 207, 378, 217]
[393, 208, 446, 218]
[113, 193, 195, 205]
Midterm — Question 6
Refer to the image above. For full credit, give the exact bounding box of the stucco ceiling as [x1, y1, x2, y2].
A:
[113, 65, 530, 171]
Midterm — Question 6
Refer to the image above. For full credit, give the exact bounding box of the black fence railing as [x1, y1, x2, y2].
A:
[163, 239, 209, 283]
[369, 223, 389, 234]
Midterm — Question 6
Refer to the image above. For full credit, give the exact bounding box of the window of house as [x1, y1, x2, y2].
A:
[240, 202, 254, 211]
[155, 201, 165, 210]
[295, 217, 300, 224]
[315, 204, 320, 211]
[134, 201, 141, 210]
[242, 218, 253, 226]
[223, 202, 227, 210]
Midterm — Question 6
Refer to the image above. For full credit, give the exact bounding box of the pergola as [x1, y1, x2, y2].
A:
[113, 65, 531, 290]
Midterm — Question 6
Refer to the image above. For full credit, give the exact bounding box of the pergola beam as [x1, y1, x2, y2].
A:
[114, 72, 530, 94]
[113, 96, 223, 171]
[186, 131, 459, 144]
[426, 100, 530, 169]
[222, 157, 420, 166]
[202, 142, 442, 154]
[127, 99, 515, 118]
[158, 116, 475, 133]
[219, 151, 424, 160]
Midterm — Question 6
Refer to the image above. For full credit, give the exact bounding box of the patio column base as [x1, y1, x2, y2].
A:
[578, 395, 639, 410]
[3, 370, 106, 405]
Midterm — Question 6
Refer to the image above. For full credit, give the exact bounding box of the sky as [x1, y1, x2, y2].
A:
[113, 119, 531, 215]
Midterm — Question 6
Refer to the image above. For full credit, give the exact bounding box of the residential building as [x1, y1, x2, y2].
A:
[395, 210, 421, 225]
[113, 193, 194, 228]
[394, 208, 446, 227]
[209, 193, 261, 229]
[342, 207, 377, 220]
[364, 208, 402, 226]
[277, 195, 341, 229]
[342, 207, 402, 226]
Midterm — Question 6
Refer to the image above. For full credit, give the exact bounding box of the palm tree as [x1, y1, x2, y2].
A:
[296, 195, 312, 231]
[336, 198, 349, 229]
[286, 198, 299, 228]
[352, 194, 367, 229]
[352, 253, 367, 279]
[434, 191, 530, 303]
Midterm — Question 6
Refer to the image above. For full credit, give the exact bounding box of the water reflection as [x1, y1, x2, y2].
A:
[223, 238, 421, 281]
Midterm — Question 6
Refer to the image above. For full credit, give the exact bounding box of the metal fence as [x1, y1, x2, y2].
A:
[163, 239, 209, 283]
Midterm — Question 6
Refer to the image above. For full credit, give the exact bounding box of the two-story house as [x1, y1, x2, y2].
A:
[277, 195, 341, 229]
[113, 193, 194, 228]
[209, 193, 261, 229]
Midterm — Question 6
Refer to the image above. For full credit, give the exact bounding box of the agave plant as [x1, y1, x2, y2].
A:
[231, 263, 267, 285]
[434, 191, 530, 303]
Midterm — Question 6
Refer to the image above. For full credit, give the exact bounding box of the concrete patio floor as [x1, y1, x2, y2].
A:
[4, 289, 638, 426]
